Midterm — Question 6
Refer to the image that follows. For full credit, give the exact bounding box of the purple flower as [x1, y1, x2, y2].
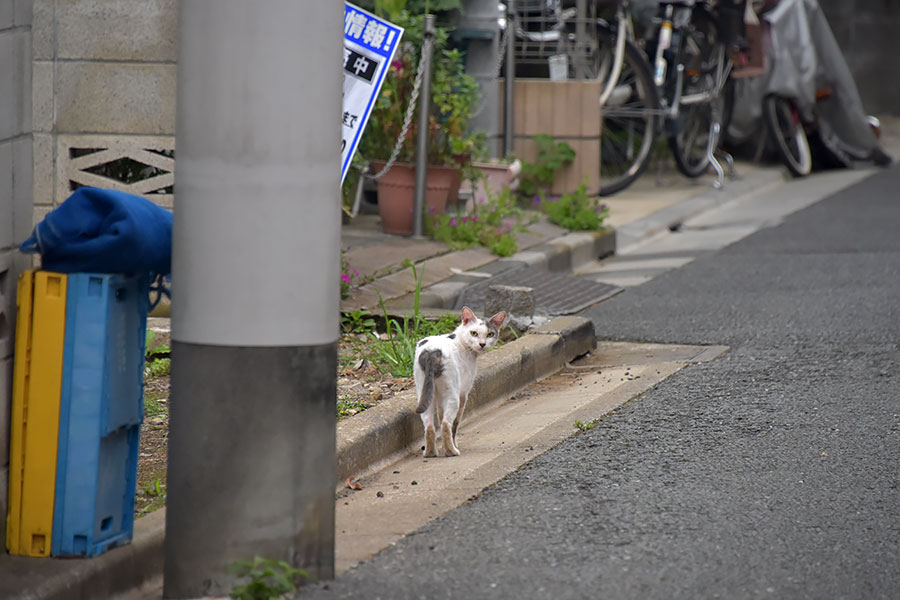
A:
[391, 60, 403, 71]
[428, 206, 436, 215]
[472, 215, 478, 222]
[504, 220, 512, 229]
[450, 218, 457, 227]
[353, 269, 360, 277]
[462, 216, 469, 223]
[340, 273, 351, 284]
[533, 195, 542, 205]
[497, 228, 504, 235]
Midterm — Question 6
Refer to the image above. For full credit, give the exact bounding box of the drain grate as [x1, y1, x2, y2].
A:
[454, 267, 622, 315]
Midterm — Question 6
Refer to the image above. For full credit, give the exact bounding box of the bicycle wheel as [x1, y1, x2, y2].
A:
[763, 94, 812, 177]
[584, 26, 660, 196]
[667, 7, 730, 178]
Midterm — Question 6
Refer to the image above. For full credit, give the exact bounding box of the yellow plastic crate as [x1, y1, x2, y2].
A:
[6, 271, 67, 557]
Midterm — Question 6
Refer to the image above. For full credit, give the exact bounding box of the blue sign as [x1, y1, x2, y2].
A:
[342, 3, 403, 184]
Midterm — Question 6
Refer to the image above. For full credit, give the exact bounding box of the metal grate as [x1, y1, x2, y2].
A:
[454, 266, 622, 315]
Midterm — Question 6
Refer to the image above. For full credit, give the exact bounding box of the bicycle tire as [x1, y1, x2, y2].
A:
[763, 94, 812, 177]
[584, 26, 660, 196]
[667, 6, 729, 178]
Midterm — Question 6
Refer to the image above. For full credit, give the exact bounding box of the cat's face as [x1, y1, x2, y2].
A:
[457, 306, 506, 353]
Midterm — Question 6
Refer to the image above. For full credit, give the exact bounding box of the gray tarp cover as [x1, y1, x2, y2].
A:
[730, 0, 886, 164]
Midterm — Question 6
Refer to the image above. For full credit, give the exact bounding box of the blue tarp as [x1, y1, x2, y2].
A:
[20, 187, 173, 276]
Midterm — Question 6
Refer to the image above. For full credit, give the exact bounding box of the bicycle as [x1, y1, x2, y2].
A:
[508, 1, 734, 196]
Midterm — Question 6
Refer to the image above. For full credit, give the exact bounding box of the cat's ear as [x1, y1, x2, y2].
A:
[461, 306, 477, 325]
[488, 311, 507, 329]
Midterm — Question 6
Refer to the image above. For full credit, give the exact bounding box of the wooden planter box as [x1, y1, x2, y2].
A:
[499, 78, 603, 195]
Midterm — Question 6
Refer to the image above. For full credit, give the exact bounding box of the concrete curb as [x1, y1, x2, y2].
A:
[4, 316, 595, 600]
[388, 228, 616, 310]
[336, 315, 596, 481]
[3, 510, 164, 600]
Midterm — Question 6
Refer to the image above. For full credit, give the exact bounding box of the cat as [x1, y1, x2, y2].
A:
[413, 306, 506, 457]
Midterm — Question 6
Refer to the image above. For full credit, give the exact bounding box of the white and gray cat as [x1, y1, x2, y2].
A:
[413, 306, 506, 457]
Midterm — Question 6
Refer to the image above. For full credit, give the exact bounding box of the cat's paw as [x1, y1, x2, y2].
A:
[441, 422, 460, 456]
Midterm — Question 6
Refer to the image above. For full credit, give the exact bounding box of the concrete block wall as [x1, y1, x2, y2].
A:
[0, 0, 35, 548]
[32, 0, 177, 218]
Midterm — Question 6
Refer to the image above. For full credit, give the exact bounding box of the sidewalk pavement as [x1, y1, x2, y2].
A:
[0, 157, 842, 600]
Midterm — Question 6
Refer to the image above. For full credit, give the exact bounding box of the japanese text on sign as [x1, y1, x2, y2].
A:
[341, 3, 403, 184]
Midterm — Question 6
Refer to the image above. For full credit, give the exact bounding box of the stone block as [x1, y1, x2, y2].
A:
[0, 142, 13, 250]
[485, 284, 535, 318]
[0, 2, 14, 29]
[32, 0, 54, 60]
[0, 357, 11, 452]
[0, 464, 7, 549]
[0, 252, 12, 359]
[14, 0, 32, 26]
[32, 132, 53, 207]
[31, 60, 53, 132]
[12, 136, 33, 244]
[56, 0, 177, 62]
[55, 62, 176, 134]
[0, 29, 31, 139]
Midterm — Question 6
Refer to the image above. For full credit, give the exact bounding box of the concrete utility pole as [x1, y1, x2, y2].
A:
[165, 1, 341, 597]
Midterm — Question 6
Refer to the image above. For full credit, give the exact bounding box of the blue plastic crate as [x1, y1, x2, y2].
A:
[52, 273, 149, 557]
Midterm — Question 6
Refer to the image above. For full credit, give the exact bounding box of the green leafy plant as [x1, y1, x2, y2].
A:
[341, 309, 377, 334]
[229, 556, 309, 600]
[430, 185, 528, 257]
[539, 182, 609, 231]
[517, 135, 576, 199]
[337, 397, 369, 420]
[363, 265, 456, 377]
[145, 357, 171, 378]
[356, 3, 483, 168]
[144, 331, 172, 378]
[141, 478, 166, 498]
[574, 420, 596, 432]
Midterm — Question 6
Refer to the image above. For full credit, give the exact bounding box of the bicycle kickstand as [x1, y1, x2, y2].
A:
[706, 121, 725, 190]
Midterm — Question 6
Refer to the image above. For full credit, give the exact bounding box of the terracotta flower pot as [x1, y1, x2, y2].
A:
[371, 162, 457, 235]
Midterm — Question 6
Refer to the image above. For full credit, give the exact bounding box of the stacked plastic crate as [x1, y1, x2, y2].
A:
[6, 270, 148, 557]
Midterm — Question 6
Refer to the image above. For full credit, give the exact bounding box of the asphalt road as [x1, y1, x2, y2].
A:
[301, 165, 900, 600]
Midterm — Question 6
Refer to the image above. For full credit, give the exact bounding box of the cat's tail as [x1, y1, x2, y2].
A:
[416, 349, 443, 414]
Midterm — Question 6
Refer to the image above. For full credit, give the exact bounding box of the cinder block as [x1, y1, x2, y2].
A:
[0, 464, 8, 552]
[32, 0, 54, 60]
[0, 142, 12, 249]
[486, 284, 535, 319]
[55, 62, 176, 134]
[0, 30, 31, 139]
[0, 2, 14, 29]
[56, 0, 177, 62]
[0, 356, 12, 460]
[12, 136, 33, 245]
[14, 0, 32, 26]
[0, 251, 13, 359]
[32, 132, 53, 207]
[32, 61, 54, 133]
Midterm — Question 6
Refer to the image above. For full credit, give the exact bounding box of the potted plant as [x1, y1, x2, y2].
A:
[356, 1, 484, 235]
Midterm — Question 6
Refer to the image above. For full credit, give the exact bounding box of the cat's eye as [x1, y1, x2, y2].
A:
[470, 330, 478, 336]
[487, 332, 495, 338]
